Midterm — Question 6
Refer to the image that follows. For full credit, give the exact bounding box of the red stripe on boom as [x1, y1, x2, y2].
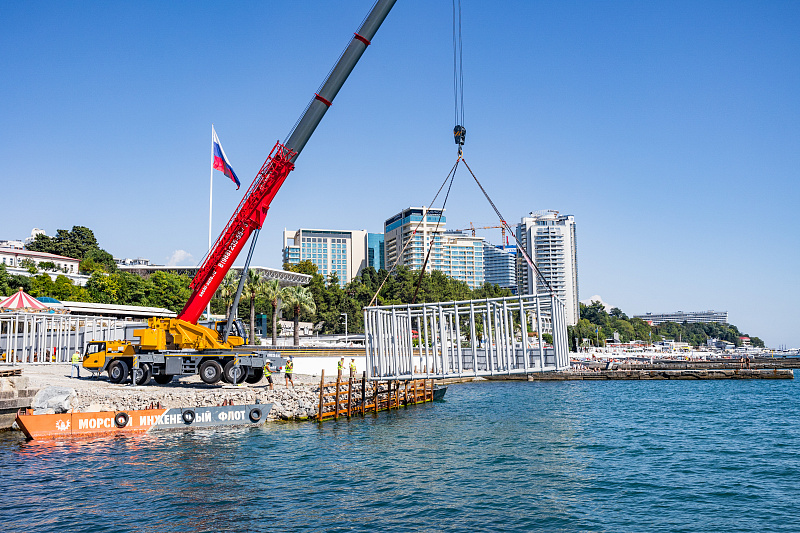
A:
[314, 93, 332, 107]
[353, 33, 371, 46]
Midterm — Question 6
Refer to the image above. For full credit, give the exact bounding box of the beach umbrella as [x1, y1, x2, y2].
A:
[0, 288, 48, 310]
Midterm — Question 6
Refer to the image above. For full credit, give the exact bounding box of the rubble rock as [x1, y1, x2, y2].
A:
[32, 386, 76, 414]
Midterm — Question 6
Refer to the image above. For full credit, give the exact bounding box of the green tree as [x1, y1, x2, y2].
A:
[146, 271, 192, 312]
[242, 269, 265, 344]
[262, 278, 282, 346]
[215, 271, 238, 320]
[281, 286, 316, 346]
[85, 272, 121, 303]
[20, 258, 37, 274]
[27, 274, 55, 297]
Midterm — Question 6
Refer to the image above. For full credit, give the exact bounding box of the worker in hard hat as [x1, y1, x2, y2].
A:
[284, 357, 294, 388]
[264, 361, 274, 390]
[337, 357, 345, 375]
[349, 358, 357, 376]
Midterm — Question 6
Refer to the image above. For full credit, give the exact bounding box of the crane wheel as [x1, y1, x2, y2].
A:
[134, 363, 152, 386]
[114, 412, 129, 428]
[182, 410, 195, 424]
[108, 360, 129, 384]
[153, 374, 173, 385]
[223, 361, 246, 385]
[249, 408, 262, 422]
[199, 360, 223, 384]
[245, 368, 264, 384]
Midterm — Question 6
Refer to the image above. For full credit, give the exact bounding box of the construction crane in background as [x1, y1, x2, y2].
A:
[451, 222, 511, 245]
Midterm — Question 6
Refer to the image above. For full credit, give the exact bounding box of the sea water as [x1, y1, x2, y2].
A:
[2, 377, 799, 532]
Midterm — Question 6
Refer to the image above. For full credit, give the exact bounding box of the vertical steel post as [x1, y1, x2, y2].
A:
[454, 304, 463, 377]
[469, 301, 478, 375]
[535, 294, 545, 371]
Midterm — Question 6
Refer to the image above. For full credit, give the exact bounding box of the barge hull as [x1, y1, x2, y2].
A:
[15, 403, 272, 440]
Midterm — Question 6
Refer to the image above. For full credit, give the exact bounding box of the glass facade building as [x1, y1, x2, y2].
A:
[282, 229, 367, 286]
[367, 233, 385, 271]
[483, 243, 517, 292]
[383, 207, 484, 289]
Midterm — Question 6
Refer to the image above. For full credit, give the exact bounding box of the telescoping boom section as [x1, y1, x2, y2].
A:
[179, 0, 398, 324]
[364, 294, 570, 381]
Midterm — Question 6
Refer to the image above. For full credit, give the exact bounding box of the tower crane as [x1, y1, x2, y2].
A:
[451, 222, 511, 245]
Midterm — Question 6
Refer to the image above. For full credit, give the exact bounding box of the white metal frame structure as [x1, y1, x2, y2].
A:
[364, 294, 569, 380]
[0, 312, 136, 364]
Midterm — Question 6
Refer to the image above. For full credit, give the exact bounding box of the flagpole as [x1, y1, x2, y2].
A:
[207, 124, 214, 321]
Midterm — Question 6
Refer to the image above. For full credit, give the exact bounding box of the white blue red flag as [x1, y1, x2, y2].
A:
[212, 126, 240, 189]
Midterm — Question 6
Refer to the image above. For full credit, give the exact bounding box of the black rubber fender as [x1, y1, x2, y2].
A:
[114, 412, 129, 428]
[182, 410, 195, 424]
[249, 408, 262, 422]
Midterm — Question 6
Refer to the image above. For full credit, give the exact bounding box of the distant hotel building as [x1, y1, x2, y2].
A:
[367, 233, 385, 271]
[282, 228, 368, 286]
[383, 207, 484, 289]
[516, 211, 579, 326]
[633, 310, 729, 326]
[483, 243, 516, 292]
[0, 248, 80, 274]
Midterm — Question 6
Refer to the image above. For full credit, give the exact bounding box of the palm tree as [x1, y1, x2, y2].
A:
[262, 278, 282, 346]
[242, 268, 265, 345]
[281, 286, 316, 346]
[217, 271, 238, 321]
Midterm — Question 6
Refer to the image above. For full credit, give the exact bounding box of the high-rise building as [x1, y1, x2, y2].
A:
[516, 211, 579, 325]
[282, 228, 368, 286]
[383, 207, 484, 289]
[366, 233, 385, 271]
[483, 243, 516, 292]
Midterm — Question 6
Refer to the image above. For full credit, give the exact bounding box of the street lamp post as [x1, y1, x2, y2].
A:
[341, 313, 348, 345]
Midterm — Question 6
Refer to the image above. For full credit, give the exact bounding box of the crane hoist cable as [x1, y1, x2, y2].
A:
[453, 0, 466, 156]
[461, 158, 555, 295]
[411, 162, 458, 304]
[367, 159, 460, 308]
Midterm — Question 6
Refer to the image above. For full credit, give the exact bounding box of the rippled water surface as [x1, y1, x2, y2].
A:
[2, 377, 800, 532]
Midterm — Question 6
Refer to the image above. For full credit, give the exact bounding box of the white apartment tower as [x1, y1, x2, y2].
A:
[384, 207, 484, 289]
[516, 211, 579, 325]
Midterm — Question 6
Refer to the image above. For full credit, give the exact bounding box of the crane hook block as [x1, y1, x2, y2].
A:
[454, 125, 466, 146]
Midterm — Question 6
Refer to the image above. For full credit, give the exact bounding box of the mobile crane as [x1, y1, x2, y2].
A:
[83, 0, 398, 385]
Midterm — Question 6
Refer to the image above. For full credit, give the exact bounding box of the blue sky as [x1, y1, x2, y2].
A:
[3, 1, 799, 347]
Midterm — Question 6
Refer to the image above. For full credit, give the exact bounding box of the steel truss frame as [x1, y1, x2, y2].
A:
[364, 293, 569, 380]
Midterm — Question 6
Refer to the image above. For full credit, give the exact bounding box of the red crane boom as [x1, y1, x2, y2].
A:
[178, 0, 397, 324]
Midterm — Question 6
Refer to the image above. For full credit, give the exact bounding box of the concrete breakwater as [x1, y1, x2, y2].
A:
[0, 369, 38, 428]
[526, 368, 794, 381]
[71, 384, 320, 420]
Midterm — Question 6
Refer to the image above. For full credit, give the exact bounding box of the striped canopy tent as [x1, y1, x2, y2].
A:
[0, 288, 48, 310]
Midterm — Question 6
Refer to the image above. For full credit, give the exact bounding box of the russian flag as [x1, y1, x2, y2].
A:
[212, 126, 240, 189]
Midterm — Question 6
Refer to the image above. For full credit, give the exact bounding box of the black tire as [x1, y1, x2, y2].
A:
[108, 360, 129, 384]
[199, 360, 223, 384]
[153, 374, 173, 385]
[249, 408, 262, 422]
[182, 410, 195, 424]
[134, 363, 152, 386]
[223, 360, 246, 385]
[114, 412, 129, 428]
[245, 368, 264, 384]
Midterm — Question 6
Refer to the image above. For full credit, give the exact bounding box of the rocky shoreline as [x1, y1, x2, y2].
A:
[70, 383, 321, 420]
[4, 364, 323, 424]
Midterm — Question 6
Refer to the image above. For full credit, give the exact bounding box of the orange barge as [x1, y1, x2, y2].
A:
[15, 403, 272, 440]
